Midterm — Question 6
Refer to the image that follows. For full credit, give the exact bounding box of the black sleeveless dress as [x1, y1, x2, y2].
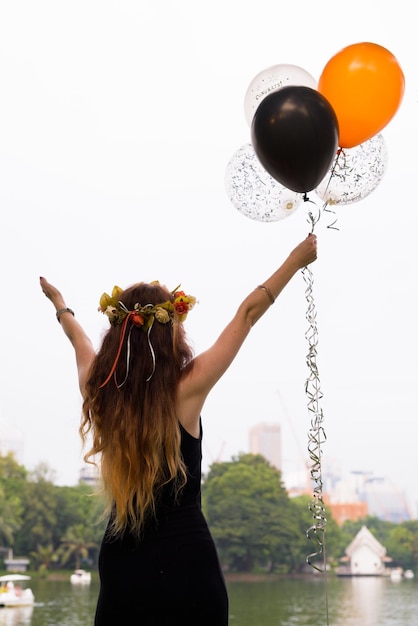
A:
[94, 422, 229, 625]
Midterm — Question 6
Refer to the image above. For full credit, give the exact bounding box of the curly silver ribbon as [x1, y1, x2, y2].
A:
[301, 207, 332, 625]
[302, 262, 330, 626]
[303, 191, 338, 232]
[302, 263, 328, 572]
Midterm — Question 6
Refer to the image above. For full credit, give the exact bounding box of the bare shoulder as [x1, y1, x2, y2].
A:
[176, 363, 206, 437]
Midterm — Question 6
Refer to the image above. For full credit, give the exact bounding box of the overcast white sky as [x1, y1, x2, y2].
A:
[1, 1, 417, 517]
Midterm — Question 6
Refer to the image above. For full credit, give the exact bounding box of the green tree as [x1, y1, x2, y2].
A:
[385, 525, 416, 569]
[29, 543, 59, 574]
[203, 453, 301, 573]
[58, 523, 98, 570]
[0, 453, 27, 549]
[54, 483, 104, 547]
[288, 494, 342, 572]
[0, 488, 20, 547]
[15, 463, 61, 555]
[0, 452, 28, 483]
[404, 521, 418, 568]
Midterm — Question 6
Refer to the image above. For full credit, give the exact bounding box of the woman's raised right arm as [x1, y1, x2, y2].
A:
[177, 234, 317, 434]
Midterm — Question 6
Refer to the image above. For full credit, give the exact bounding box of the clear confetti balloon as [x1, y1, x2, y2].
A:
[225, 144, 303, 223]
[244, 64, 317, 126]
[316, 133, 388, 205]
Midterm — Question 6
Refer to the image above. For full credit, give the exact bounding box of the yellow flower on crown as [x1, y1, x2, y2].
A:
[172, 290, 197, 322]
[154, 307, 171, 323]
[98, 285, 125, 324]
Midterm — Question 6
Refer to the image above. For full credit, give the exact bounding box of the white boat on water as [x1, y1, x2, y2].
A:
[389, 567, 415, 581]
[70, 569, 91, 585]
[390, 568, 403, 581]
[0, 575, 34, 608]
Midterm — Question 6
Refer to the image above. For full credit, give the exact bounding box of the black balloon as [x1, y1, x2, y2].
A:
[251, 85, 339, 193]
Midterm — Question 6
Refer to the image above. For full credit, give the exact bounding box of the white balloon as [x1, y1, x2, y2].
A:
[225, 143, 303, 223]
[316, 134, 388, 205]
[244, 64, 317, 126]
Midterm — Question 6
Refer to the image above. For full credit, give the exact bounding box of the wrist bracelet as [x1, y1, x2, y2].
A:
[56, 308, 75, 323]
[256, 284, 275, 305]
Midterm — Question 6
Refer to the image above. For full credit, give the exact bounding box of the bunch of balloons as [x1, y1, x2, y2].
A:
[225, 42, 405, 222]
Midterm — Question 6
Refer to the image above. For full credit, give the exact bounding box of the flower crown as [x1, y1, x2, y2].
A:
[98, 282, 197, 328]
[97, 282, 197, 387]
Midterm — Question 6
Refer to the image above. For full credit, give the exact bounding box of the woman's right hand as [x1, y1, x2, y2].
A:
[288, 233, 317, 269]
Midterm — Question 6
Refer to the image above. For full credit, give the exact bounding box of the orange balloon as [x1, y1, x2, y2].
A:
[318, 42, 405, 148]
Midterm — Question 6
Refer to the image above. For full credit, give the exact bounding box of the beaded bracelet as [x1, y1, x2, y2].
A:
[256, 284, 275, 305]
[56, 307, 75, 323]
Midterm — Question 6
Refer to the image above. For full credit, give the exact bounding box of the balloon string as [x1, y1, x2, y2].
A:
[302, 264, 330, 624]
[302, 264, 327, 565]
[322, 148, 345, 196]
[303, 149, 344, 234]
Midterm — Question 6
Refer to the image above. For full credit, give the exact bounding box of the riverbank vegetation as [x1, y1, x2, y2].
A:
[1, 452, 417, 575]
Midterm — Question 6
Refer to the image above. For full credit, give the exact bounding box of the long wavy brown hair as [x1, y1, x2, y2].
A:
[80, 282, 194, 537]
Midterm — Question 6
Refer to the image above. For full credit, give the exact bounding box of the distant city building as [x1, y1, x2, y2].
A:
[325, 498, 369, 526]
[79, 464, 100, 486]
[323, 469, 412, 524]
[247, 423, 415, 523]
[249, 422, 281, 471]
[362, 476, 411, 523]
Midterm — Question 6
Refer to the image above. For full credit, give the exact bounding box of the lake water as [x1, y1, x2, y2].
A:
[0, 575, 417, 625]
